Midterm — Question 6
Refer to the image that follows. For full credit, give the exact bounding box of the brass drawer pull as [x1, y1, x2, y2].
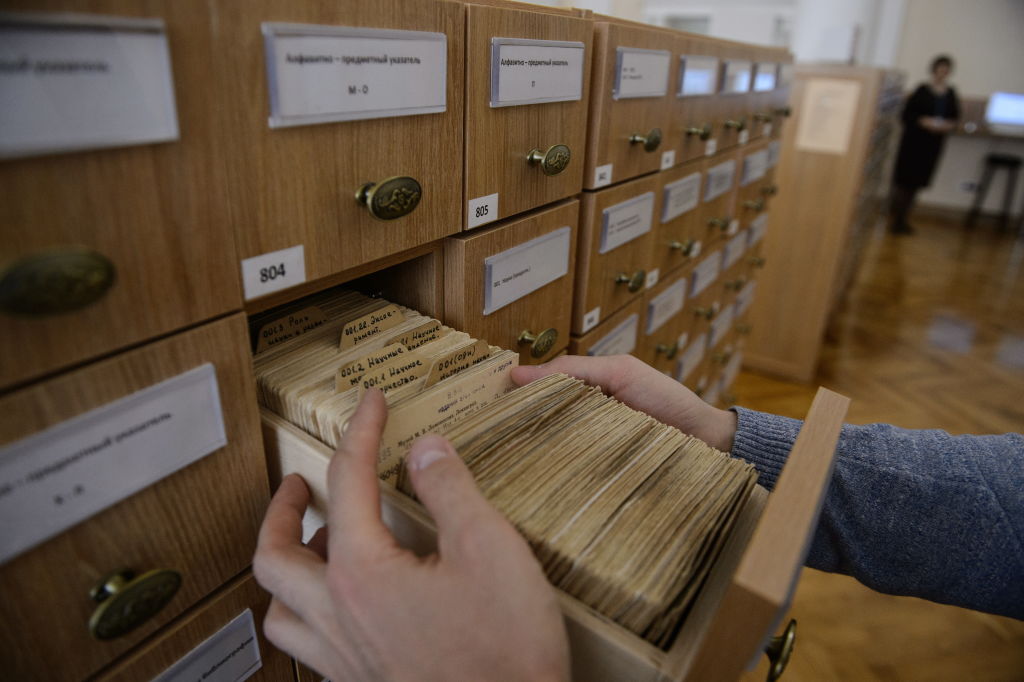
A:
[743, 198, 766, 212]
[0, 247, 116, 317]
[774, 106, 792, 118]
[629, 128, 662, 152]
[761, 184, 779, 196]
[725, 277, 748, 291]
[708, 217, 730, 231]
[518, 328, 558, 359]
[614, 270, 646, 293]
[670, 239, 702, 258]
[724, 117, 747, 131]
[753, 111, 774, 122]
[765, 618, 797, 682]
[737, 323, 753, 335]
[694, 303, 719, 320]
[749, 255, 767, 268]
[355, 176, 422, 220]
[685, 123, 712, 141]
[713, 351, 732, 365]
[656, 342, 679, 359]
[526, 144, 571, 176]
[89, 568, 181, 640]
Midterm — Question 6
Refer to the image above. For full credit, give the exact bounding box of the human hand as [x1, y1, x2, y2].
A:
[511, 355, 738, 452]
[253, 389, 570, 682]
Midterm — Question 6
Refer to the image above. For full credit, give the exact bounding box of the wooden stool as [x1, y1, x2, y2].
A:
[965, 153, 1022, 229]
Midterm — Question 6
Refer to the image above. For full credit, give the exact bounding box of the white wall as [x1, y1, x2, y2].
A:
[642, 0, 795, 46]
[895, 0, 1024, 213]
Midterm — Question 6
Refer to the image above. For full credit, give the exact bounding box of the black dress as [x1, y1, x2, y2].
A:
[892, 84, 960, 190]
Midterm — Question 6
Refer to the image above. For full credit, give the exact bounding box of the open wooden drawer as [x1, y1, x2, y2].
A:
[261, 387, 848, 681]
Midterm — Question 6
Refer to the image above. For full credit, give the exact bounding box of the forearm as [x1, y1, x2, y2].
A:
[729, 407, 1024, 619]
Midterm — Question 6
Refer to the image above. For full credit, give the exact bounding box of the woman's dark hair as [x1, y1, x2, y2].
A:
[931, 55, 954, 73]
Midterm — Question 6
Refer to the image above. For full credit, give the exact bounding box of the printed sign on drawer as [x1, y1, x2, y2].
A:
[153, 609, 262, 682]
[483, 227, 571, 315]
[262, 23, 446, 128]
[723, 231, 748, 270]
[646, 277, 687, 335]
[0, 364, 226, 564]
[490, 38, 585, 107]
[588, 314, 639, 356]
[678, 55, 719, 96]
[721, 60, 752, 94]
[767, 139, 782, 168]
[613, 47, 670, 99]
[675, 333, 707, 382]
[709, 302, 735, 347]
[704, 159, 736, 201]
[748, 213, 769, 247]
[721, 350, 744, 391]
[736, 280, 757, 317]
[741, 149, 769, 186]
[0, 14, 179, 160]
[600, 192, 654, 254]
[690, 251, 722, 298]
[662, 172, 701, 223]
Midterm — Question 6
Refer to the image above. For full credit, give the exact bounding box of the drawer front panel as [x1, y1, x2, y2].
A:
[0, 313, 267, 680]
[445, 200, 579, 365]
[653, 159, 705, 277]
[465, 5, 591, 227]
[568, 295, 645, 357]
[0, 0, 243, 389]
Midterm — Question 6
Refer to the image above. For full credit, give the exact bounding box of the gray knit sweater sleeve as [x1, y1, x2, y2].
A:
[730, 406, 1024, 620]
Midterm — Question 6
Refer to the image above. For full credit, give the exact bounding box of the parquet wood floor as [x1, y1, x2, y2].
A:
[735, 215, 1024, 682]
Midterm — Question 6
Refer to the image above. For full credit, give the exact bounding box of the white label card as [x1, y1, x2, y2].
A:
[153, 609, 262, 682]
[741, 149, 769, 186]
[768, 139, 781, 168]
[0, 364, 226, 565]
[241, 245, 306, 300]
[660, 149, 676, 170]
[691, 251, 722, 297]
[645, 269, 660, 289]
[722, 60, 752, 94]
[727, 218, 740, 236]
[600, 192, 655, 254]
[737, 280, 757, 317]
[589, 314, 638, 356]
[582, 307, 601, 334]
[613, 47, 670, 99]
[483, 227, 571, 315]
[467, 192, 499, 228]
[749, 213, 769, 246]
[709, 302, 735, 347]
[704, 160, 736, 201]
[676, 333, 707, 382]
[263, 23, 446, 128]
[753, 62, 778, 92]
[594, 163, 613, 188]
[490, 38, 584, 107]
[679, 55, 719, 96]
[738, 129, 749, 145]
[764, 122, 773, 137]
[0, 13, 179, 160]
[705, 138, 718, 156]
[662, 172, 701, 223]
[646, 277, 687, 334]
[723, 231, 748, 270]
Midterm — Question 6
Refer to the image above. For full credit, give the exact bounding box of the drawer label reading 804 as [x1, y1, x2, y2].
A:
[263, 23, 447, 128]
[490, 38, 585, 107]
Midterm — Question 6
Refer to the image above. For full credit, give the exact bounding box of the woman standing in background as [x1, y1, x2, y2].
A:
[889, 55, 960, 234]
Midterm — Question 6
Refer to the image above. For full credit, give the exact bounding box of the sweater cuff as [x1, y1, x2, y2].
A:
[729, 407, 805, 492]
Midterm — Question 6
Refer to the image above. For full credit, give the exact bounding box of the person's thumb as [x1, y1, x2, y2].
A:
[405, 434, 500, 556]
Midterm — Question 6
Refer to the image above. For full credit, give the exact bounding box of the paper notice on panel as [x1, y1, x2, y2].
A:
[679, 55, 719, 96]
[721, 60, 752, 94]
[263, 23, 446, 128]
[646, 278, 687, 335]
[753, 62, 778, 92]
[588, 314, 638, 356]
[795, 78, 861, 154]
[0, 364, 226, 565]
[723, 231, 748, 270]
[767, 139, 781, 168]
[736, 280, 757, 317]
[676, 333, 707, 382]
[662, 172, 701, 223]
[741, 149, 769, 186]
[490, 38, 584, 107]
[600, 192, 654, 254]
[0, 14, 179, 160]
[153, 609, 261, 682]
[749, 212, 769, 246]
[704, 160, 736, 201]
[613, 47, 670, 99]
[709, 302, 735, 347]
[690, 251, 722, 297]
[483, 227, 571, 314]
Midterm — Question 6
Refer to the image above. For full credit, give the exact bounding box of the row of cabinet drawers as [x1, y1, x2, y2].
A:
[0, 0, 790, 391]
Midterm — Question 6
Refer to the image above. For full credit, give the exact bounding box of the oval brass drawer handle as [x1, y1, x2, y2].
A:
[526, 144, 571, 176]
[656, 342, 679, 359]
[694, 302, 720, 320]
[629, 128, 662, 152]
[518, 328, 558, 359]
[713, 351, 732, 365]
[753, 111, 774, 123]
[761, 184, 779, 196]
[724, 117, 747, 131]
[670, 239, 702, 258]
[743, 198, 766, 212]
[0, 247, 116, 317]
[614, 270, 646, 293]
[750, 255, 767, 268]
[725, 277, 748, 291]
[685, 123, 712, 141]
[708, 217, 730, 231]
[774, 106, 793, 118]
[355, 176, 422, 220]
[765, 618, 797, 682]
[737, 322, 753, 335]
[89, 568, 181, 640]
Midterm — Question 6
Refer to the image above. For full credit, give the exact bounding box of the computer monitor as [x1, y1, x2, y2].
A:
[984, 92, 1024, 136]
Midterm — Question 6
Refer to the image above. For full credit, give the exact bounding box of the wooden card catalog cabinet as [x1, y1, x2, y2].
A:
[738, 140, 772, 227]
[568, 295, 644, 357]
[671, 35, 721, 164]
[584, 17, 677, 189]
[573, 173, 659, 335]
[637, 271, 692, 375]
[653, 159, 704, 278]
[699, 154, 739, 247]
[213, 0, 464, 303]
[750, 54, 779, 140]
[0, 315, 268, 680]
[444, 200, 578, 365]
[0, 3, 242, 389]
[716, 48, 753, 151]
[464, 4, 591, 229]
